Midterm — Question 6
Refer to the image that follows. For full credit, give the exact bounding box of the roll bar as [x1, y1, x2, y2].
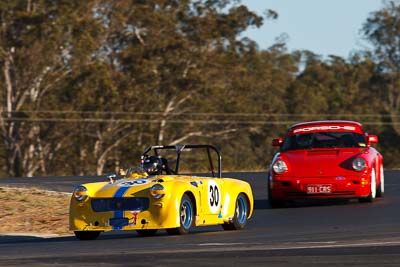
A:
[141, 144, 222, 178]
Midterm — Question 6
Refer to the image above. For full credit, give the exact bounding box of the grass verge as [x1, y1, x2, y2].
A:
[0, 187, 72, 236]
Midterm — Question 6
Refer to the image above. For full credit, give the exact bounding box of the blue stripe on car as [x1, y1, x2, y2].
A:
[115, 186, 130, 198]
[112, 186, 130, 230]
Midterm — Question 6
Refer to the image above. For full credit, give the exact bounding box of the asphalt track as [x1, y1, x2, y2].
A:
[1, 171, 400, 266]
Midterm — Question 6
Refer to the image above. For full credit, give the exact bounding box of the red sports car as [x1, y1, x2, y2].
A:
[268, 120, 384, 208]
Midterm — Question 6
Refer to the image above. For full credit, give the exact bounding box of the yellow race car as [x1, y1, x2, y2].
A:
[69, 144, 254, 240]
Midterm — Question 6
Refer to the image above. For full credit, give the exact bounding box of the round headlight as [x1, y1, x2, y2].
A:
[73, 185, 88, 201]
[352, 158, 366, 171]
[150, 184, 165, 199]
[272, 160, 288, 174]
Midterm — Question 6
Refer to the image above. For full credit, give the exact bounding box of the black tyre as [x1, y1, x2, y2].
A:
[166, 194, 194, 235]
[376, 165, 385, 198]
[222, 193, 248, 231]
[74, 231, 101, 240]
[359, 168, 376, 203]
[136, 229, 158, 237]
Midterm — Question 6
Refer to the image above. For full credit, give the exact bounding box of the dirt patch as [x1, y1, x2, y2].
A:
[0, 187, 72, 236]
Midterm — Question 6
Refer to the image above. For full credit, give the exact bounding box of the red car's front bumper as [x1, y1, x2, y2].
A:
[269, 174, 372, 200]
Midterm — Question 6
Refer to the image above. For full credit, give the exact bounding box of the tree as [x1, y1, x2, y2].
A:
[362, 1, 400, 135]
[89, 0, 266, 173]
[0, 0, 103, 176]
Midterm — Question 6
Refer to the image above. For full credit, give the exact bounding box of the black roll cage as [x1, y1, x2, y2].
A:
[141, 144, 222, 178]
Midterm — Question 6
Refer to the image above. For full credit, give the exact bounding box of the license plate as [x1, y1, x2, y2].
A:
[307, 184, 332, 194]
[109, 217, 129, 228]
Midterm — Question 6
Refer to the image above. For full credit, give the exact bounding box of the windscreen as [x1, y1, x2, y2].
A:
[281, 132, 367, 151]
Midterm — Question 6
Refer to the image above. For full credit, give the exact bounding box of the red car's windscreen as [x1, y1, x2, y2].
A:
[281, 132, 367, 151]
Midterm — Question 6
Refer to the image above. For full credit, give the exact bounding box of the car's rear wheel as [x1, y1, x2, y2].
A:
[359, 168, 377, 203]
[376, 165, 385, 198]
[166, 194, 193, 235]
[222, 193, 248, 230]
[74, 231, 101, 240]
[136, 229, 158, 237]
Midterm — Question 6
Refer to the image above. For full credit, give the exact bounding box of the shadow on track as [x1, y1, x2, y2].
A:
[0, 234, 77, 244]
[255, 197, 369, 210]
[254, 199, 269, 209]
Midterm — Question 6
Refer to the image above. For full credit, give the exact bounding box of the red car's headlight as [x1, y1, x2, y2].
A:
[272, 160, 288, 174]
[352, 158, 366, 171]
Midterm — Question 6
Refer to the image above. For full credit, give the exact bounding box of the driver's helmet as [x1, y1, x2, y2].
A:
[141, 155, 163, 175]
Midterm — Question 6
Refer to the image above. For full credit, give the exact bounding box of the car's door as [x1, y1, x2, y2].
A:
[201, 178, 225, 218]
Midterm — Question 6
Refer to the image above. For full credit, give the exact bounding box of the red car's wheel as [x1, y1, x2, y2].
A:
[359, 168, 377, 203]
[376, 165, 385, 198]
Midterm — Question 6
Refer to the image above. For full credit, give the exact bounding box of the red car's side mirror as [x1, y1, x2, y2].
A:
[272, 138, 283, 147]
[367, 135, 378, 145]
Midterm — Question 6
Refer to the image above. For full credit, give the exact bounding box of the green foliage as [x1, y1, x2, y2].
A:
[1, 0, 400, 177]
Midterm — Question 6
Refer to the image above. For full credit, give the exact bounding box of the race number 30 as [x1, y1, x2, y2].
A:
[208, 180, 221, 214]
[117, 179, 150, 187]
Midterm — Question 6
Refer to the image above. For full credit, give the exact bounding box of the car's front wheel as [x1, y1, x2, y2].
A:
[166, 194, 194, 235]
[222, 193, 248, 230]
[359, 168, 377, 203]
[376, 165, 385, 198]
[74, 231, 101, 240]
